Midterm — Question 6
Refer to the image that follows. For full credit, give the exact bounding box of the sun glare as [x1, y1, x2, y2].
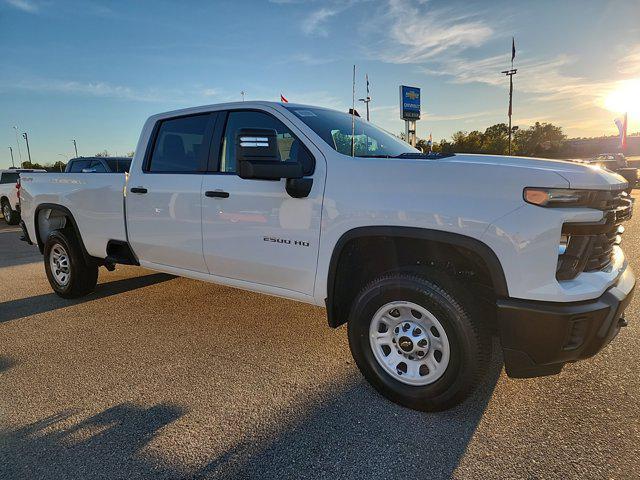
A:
[604, 79, 640, 116]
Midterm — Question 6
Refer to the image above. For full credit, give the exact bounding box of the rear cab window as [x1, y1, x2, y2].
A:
[1, 172, 19, 184]
[147, 114, 214, 173]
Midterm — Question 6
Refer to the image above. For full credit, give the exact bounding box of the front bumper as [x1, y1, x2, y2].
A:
[497, 266, 635, 378]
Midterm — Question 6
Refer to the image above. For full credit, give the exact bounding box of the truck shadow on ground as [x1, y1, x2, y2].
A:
[0, 355, 17, 373]
[191, 347, 503, 480]
[0, 346, 502, 480]
[0, 273, 175, 324]
[0, 403, 186, 480]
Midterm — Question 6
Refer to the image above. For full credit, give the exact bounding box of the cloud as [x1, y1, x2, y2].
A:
[301, 6, 341, 36]
[618, 46, 640, 76]
[4, 0, 39, 13]
[301, 0, 361, 36]
[0, 76, 217, 104]
[287, 53, 335, 66]
[365, 0, 494, 63]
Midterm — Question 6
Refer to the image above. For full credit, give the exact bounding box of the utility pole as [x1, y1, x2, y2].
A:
[8, 146, 15, 167]
[72, 139, 78, 157]
[501, 37, 517, 155]
[22, 132, 32, 165]
[240, 91, 246, 102]
[358, 73, 371, 121]
[12, 126, 23, 164]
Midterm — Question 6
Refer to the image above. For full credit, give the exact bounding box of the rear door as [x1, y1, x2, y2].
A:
[126, 112, 217, 273]
[201, 108, 324, 295]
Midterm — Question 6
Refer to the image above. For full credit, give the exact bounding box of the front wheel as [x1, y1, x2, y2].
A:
[44, 230, 98, 298]
[347, 272, 491, 411]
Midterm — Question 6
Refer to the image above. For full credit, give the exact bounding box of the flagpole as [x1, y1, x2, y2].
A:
[351, 65, 356, 157]
[502, 37, 517, 155]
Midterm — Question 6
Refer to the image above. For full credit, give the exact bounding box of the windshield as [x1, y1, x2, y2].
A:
[284, 106, 418, 157]
[105, 158, 131, 173]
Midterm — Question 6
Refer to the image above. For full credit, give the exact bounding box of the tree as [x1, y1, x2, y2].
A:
[415, 121, 568, 158]
[513, 122, 566, 157]
[95, 150, 110, 157]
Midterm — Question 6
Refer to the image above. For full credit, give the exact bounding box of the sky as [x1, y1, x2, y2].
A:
[1, 0, 639, 168]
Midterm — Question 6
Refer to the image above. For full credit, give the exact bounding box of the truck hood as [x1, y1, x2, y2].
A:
[446, 154, 628, 190]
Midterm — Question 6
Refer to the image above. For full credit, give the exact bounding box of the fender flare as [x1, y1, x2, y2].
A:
[325, 226, 509, 327]
[34, 203, 94, 264]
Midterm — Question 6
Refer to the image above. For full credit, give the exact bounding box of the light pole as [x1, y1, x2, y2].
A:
[12, 126, 23, 164]
[72, 139, 78, 157]
[8, 146, 15, 167]
[358, 73, 371, 121]
[22, 132, 32, 165]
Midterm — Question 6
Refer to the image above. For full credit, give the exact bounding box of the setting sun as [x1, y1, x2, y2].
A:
[604, 79, 640, 116]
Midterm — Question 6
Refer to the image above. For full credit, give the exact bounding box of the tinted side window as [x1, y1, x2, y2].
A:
[148, 114, 210, 173]
[1, 173, 19, 184]
[69, 160, 91, 173]
[220, 111, 313, 175]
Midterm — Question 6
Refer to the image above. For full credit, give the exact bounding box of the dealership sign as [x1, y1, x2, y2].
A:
[399, 85, 420, 120]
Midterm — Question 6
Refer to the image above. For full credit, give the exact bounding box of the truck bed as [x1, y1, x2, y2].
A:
[20, 173, 127, 258]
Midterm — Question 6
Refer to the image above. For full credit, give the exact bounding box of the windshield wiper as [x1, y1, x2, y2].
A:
[396, 152, 456, 159]
[357, 154, 394, 158]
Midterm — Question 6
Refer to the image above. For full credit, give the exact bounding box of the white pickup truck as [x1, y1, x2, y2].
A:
[0, 168, 46, 225]
[19, 102, 635, 411]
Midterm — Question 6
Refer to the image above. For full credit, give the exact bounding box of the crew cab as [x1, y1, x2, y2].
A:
[18, 102, 635, 411]
[0, 168, 46, 225]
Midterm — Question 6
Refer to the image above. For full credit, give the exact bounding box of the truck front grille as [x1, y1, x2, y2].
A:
[557, 190, 633, 280]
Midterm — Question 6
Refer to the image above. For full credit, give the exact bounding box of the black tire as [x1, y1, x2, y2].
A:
[347, 271, 491, 412]
[44, 229, 98, 299]
[1, 199, 20, 225]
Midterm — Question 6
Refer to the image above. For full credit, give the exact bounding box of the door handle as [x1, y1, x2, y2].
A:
[130, 187, 148, 194]
[205, 190, 230, 198]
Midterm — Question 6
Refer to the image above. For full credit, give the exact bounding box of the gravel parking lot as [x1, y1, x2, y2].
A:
[1, 202, 639, 480]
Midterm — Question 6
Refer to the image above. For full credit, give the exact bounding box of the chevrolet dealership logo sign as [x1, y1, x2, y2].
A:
[405, 90, 419, 100]
[399, 85, 421, 120]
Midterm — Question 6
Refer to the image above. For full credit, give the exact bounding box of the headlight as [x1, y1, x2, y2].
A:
[523, 188, 598, 208]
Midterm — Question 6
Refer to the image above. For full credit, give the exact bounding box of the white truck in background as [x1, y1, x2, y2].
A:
[0, 168, 46, 225]
[18, 102, 635, 411]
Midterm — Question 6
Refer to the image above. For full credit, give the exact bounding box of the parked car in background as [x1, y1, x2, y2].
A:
[0, 168, 46, 225]
[65, 156, 132, 173]
[590, 153, 638, 192]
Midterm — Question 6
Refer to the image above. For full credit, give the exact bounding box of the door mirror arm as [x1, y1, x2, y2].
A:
[286, 178, 313, 198]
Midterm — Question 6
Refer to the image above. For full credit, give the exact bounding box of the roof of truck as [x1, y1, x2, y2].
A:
[150, 101, 337, 120]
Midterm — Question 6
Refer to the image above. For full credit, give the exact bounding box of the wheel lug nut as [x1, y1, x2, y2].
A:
[403, 323, 410, 331]
[394, 327, 400, 334]
[417, 351, 424, 357]
[392, 338, 396, 343]
[408, 355, 414, 360]
[418, 339, 428, 347]
[413, 328, 422, 336]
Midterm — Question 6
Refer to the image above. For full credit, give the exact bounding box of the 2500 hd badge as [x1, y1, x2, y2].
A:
[263, 236, 310, 247]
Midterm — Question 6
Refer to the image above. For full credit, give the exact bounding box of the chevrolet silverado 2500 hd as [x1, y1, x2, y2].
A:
[19, 102, 635, 411]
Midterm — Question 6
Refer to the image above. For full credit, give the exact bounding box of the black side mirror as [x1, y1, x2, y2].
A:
[236, 128, 303, 180]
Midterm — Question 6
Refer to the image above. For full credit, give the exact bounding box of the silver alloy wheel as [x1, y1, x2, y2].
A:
[49, 243, 71, 287]
[369, 301, 451, 386]
[2, 203, 10, 220]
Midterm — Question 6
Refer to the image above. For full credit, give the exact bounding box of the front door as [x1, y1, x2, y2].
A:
[201, 108, 324, 295]
[127, 112, 216, 273]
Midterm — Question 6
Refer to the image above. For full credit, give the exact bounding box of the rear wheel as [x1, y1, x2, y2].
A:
[44, 229, 98, 298]
[347, 271, 491, 411]
[1, 199, 19, 225]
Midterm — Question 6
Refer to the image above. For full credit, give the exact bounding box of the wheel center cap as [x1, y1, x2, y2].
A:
[398, 336, 413, 352]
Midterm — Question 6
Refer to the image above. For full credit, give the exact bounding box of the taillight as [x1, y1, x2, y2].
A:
[16, 180, 20, 201]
